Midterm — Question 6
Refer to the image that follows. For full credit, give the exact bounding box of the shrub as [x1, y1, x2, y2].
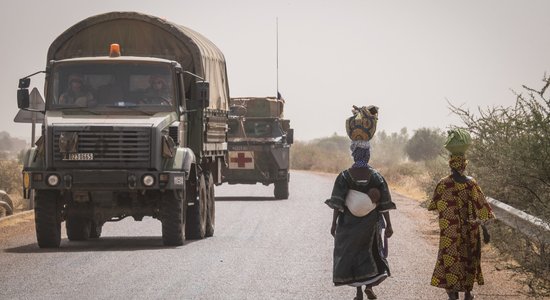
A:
[405, 128, 446, 162]
[290, 134, 352, 173]
[450, 74, 550, 220]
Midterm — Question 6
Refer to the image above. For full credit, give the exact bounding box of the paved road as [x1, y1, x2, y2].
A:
[0, 171, 535, 299]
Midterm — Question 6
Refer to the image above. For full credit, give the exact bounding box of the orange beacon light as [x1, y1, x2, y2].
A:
[109, 43, 121, 57]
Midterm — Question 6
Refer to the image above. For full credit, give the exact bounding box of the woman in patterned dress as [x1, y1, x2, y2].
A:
[326, 141, 396, 300]
[428, 154, 495, 300]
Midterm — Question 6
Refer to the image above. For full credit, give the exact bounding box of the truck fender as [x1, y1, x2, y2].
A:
[163, 147, 196, 180]
[23, 147, 45, 170]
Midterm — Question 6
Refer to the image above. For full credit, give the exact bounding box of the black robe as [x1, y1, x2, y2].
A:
[326, 167, 396, 286]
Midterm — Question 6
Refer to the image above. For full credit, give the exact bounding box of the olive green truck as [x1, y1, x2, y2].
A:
[16, 12, 228, 247]
[223, 97, 293, 199]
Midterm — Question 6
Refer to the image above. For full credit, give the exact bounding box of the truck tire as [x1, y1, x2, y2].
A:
[186, 173, 207, 239]
[274, 179, 289, 200]
[66, 215, 92, 241]
[34, 190, 62, 248]
[205, 173, 215, 237]
[161, 189, 185, 246]
[89, 221, 103, 239]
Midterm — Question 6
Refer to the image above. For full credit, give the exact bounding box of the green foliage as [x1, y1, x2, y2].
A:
[405, 128, 446, 162]
[450, 75, 550, 219]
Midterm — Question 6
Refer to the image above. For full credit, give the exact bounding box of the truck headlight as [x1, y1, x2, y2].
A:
[47, 174, 60, 186]
[142, 174, 155, 187]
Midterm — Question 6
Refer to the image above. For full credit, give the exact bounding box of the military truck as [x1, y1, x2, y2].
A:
[16, 12, 229, 247]
[222, 97, 293, 199]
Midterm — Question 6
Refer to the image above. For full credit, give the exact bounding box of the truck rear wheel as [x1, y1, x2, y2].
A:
[34, 190, 62, 248]
[186, 173, 207, 239]
[205, 173, 215, 237]
[161, 189, 185, 246]
[66, 215, 92, 241]
[274, 179, 289, 200]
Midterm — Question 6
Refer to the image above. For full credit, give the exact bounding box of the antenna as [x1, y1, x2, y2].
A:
[276, 17, 279, 99]
[276, 17, 280, 118]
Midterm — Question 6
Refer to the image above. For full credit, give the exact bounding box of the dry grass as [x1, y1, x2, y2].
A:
[387, 175, 428, 201]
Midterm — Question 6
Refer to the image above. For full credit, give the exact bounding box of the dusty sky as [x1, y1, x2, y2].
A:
[1, 0, 549, 142]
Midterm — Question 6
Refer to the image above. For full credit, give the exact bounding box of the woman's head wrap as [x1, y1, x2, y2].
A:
[346, 105, 378, 141]
[346, 105, 377, 168]
[449, 154, 468, 175]
[350, 140, 370, 168]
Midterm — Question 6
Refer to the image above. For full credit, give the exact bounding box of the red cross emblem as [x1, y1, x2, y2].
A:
[229, 151, 254, 169]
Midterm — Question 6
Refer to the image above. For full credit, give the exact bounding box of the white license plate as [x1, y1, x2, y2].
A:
[66, 153, 94, 161]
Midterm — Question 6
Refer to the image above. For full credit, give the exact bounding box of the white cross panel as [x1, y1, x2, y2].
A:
[228, 151, 254, 169]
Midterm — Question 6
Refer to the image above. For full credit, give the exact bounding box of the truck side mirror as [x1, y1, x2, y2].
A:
[286, 128, 294, 144]
[18, 77, 31, 109]
[17, 88, 30, 109]
[196, 81, 210, 108]
[19, 78, 31, 89]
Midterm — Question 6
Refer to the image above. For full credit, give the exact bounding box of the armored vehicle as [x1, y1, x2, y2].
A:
[16, 12, 229, 247]
[223, 97, 293, 199]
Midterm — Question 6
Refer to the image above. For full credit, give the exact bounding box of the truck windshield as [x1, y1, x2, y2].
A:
[49, 62, 176, 113]
[243, 120, 275, 137]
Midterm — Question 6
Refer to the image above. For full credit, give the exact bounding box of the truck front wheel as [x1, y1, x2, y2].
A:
[186, 173, 207, 239]
[274, 178, 289, 200]
[161, 189, 185, 246]
[34, 190, 62, 248]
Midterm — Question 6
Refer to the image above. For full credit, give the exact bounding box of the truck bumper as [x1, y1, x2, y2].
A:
[223, 168, 288, 185]
[23, 169, 186, 191]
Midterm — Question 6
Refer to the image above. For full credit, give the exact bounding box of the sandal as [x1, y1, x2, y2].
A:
[364, 287, 377, 300]
[446, 290, 458, 300]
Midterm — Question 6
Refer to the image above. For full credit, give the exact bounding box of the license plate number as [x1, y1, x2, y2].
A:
[66, 153, 94, 161]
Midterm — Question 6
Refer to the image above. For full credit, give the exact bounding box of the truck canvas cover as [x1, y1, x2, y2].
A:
[46, 11, 229, 110]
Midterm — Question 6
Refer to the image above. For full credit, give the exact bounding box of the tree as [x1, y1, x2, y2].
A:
[405, 128, 445, 162]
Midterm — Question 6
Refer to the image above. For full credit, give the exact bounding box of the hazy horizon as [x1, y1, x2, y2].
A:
[1, 0, 549, 142]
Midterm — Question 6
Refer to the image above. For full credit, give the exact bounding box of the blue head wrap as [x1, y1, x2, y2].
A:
[350, 140, 371, 168]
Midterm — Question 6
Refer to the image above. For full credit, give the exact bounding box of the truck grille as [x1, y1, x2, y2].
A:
[52, 126, 151, 169]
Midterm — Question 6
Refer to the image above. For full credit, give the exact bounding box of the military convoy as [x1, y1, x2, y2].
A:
[223, 97, 293, 199]
[16, 12, 229, 247]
